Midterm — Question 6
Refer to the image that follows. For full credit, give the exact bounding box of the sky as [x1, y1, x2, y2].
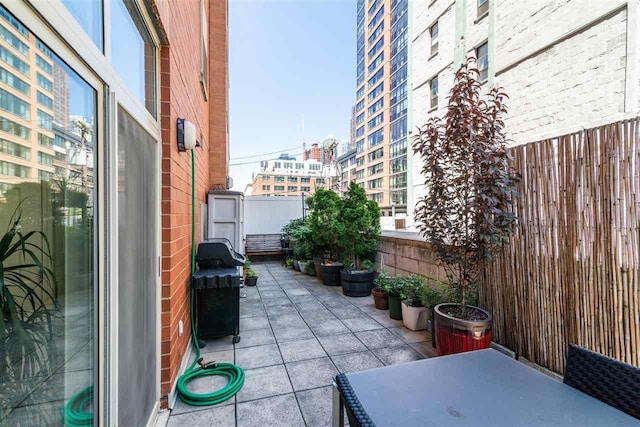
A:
[228, 0, 356, 191]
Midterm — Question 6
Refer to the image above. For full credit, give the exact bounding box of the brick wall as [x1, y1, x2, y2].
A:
[153, 0, 229, 408]
[375, 231, 446, 280]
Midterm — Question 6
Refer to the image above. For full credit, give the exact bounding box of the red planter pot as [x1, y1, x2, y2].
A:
[434, 303, 492, 356]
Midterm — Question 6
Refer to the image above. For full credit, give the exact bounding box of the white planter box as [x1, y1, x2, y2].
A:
[401, 301, 429, 331]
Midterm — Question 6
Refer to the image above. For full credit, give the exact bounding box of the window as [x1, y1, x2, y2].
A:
[368, 98, 383, 115]
[0, 159, 29, 177]
[368, 0, 382, 16]
[368, 6, 384, 31]
[111, 0, 157, 115]
[368, 129, 384, 147]
[274, 161, 282, 168]
[295, 162, 304, 169]
[274, 176, 285, 182]
[477, 42, 488, 82]
[200, 0, 208, 99]
[36, 54, 52, 74]
[309, 163, 321, 171]
[356, 169, 365, 179]
[62, 0, 103, 50]
[301, 186, 311, 192]
[368, 21, 384, 45]
[430, 21, 438, 56]
[478, 0, 489, 16]
[391, 156, 407, 173]
[390, 172, 407, 189]
[430, 76, 438, 109]
[390, 98, 407, 120]
[356, 85, 365, 100]
[37, 109, 53, 130]
[301, 177, 311, 183]
[284, 162, 293, 169]
[0, 45, 29, 75]
[0, 66, 29, 94]
[37, 73, 52, 92]
[38, 151, 54, 166]
[355, 125, 365, 137]
[355, 99, 365, 112]
[368, 147, 384, 161]
[356, 112, 365, 125]
[391, 117, 407, 143]
[0, 5, 28, 37]
[390, 140, 407, 158]
[36, 39, 52, 58]
[38, 133, 54, 147]
[275, 185, 285, 191]
[288, 176, 298, 182]
[0, 87, 30, 119]
[37, 91, 53, 109]
[0, 116, 29, 140]
[316, 178, 325, 184]
[368, 68, 384, 88]
[356, 139, 364, 153]
[0, 23, 28, 56]
[368, 112, 384, 129]
[370, 193, 383, 203]
[367, 178, 383, 189]
[356, 156, 365, 166]
[368, 52, 384, 74]
[54, 135, 65, 148]
[288, 186, 297, 192]
[38, 170, 52, 181]
[368, 162, 383, 175]
[368, 82, 383, 101]
[0, 137, 30, 159]
[262, 185, 270, 191]
[390, 79, 407, 104]
[368, 36, 384, 60]
[391, 45, 407, 73]
[392, 189, 407, 205]
[261, 175, 269, 181]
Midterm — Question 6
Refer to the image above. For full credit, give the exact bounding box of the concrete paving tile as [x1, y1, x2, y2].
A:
[354, 329, 404, 350]
[168, 403, 235, 426]
[317, 333, 367, 356]
[235, 344, 283, 370]
[237, 393, 304, 427]
[331, 350, 384, 373]
[202, 336, 234, 351]
[259, 289, 287, 299]
[410, 340, 438, 358]
[285, 288, 311, 297]
[265, 303, 298, 316]
[235, 328, 275, 348]
[388, 326, 430, 343]
[369, 313, 404, 328]
[236, 365, 292, 402]
[341, 315, 384, 332]
[240, 315, 270, 331]
[310, 319, 350, 337]
[296, 386, 334, 427]
[278, 338, 327, 362]
[285, 357, 338, 391]
[372, 344, 425, 365]
[269, 313, 306, 329]
[273, 326, 315, 343]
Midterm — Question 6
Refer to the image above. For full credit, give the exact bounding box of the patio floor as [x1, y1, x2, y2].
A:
[166, 262, 436, 427]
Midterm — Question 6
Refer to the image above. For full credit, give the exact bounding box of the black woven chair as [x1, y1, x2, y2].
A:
[334, 373, 376, 427]
[564, 344, 640, 419]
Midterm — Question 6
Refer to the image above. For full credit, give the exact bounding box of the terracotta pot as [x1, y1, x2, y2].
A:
[434, 303, 492, 356]
[372, 288, 388, 310]
[401, 301, 429, 331]
[388, 295, 403, 320]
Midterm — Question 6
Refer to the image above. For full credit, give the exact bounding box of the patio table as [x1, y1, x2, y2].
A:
[332, 348, 640, 427]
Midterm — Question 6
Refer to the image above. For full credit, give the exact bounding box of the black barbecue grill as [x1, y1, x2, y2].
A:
[192, 238, 245, 344]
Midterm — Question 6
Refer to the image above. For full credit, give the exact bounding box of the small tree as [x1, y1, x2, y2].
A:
[308, 188, 343, 260]
[340, 182, 380, 269]
[413, 59, 519, 309]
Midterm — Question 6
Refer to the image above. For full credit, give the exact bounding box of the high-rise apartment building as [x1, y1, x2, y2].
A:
[409, 0, 640, 217]
[250, 155, 336, 197]
[353, 0, 410, 215]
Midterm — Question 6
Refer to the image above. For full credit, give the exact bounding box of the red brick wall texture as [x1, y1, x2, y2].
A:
[152, 0, 229, 407]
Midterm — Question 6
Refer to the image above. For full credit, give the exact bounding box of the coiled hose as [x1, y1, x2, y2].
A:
[175, 149, 245, 405]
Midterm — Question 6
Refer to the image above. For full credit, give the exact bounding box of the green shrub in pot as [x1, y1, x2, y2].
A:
[383, 275, 405, 320]
[400, 275, 430, 331]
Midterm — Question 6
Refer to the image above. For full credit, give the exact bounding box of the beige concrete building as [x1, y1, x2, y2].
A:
[250, 156, 336, 197]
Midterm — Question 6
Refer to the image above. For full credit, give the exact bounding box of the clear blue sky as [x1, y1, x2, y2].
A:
[229, 0, 356, 191]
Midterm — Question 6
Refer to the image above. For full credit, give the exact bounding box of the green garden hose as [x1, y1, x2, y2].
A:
[63, 386, 93, 426]
[175, 149, 245, 406]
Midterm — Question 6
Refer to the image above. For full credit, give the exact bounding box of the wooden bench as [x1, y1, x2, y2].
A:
[245, 234, 284, 258]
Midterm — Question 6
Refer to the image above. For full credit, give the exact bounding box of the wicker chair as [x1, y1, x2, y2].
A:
[563, 344, 640, 419]
[334, 373, 375, 427]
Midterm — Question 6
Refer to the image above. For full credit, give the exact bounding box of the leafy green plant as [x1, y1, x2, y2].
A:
[308, 188, 343, 260]
[1, 204, 59, 384]
[373, 271, 391, 292]
[246, 268, 257, 278]
[340, 182, 381, 269]
[243, 258, 252, 270]
[413, 58, 519, 309]
[285, 258, 294, 268]
[400, 275, 426, 307]
[380, 275, 404, 297]
[420, 277, 457, 309]
[304, 261, 315, 274]
[281, 217, 307, 238]
[291, 220, 313, 260]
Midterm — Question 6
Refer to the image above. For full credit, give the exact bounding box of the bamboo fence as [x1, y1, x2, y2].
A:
[481, 118, 640, 374]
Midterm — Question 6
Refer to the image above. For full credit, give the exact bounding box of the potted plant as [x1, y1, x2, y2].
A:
[243, 258, 252, 275]
[285, 258, 294, 269]
[386, 275, 404, 320]
[305, 261, 316, 276]
[245, 268, 258, 286]
[297, 259, 309, 274]
[413, 59, 520, 356]
[308, 188, 344, 285]
[290, 219, 313, 274]
[339, 183, 381, 297]
[400, 275, 430, 331]
[372, 271, 390, 310]
[1, 205, 59, 391]
[419, 277, 454, 348]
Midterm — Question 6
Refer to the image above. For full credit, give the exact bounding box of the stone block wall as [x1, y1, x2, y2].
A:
[375, 231, 446, 281]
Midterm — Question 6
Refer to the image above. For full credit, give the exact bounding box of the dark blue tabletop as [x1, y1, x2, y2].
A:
[344, 349, 640, 426]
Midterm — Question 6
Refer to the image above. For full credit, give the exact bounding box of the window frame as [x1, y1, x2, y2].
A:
[478, 0, 489, 17]
[430, 21, 438, 56]
[429, 75, 438, 110]
[476, 41, 489, 82]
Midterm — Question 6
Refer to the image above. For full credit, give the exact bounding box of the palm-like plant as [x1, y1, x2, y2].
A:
[0, 203, 58, 389]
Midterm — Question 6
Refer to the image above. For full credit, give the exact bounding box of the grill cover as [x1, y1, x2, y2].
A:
[196, 238, 245, 268]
